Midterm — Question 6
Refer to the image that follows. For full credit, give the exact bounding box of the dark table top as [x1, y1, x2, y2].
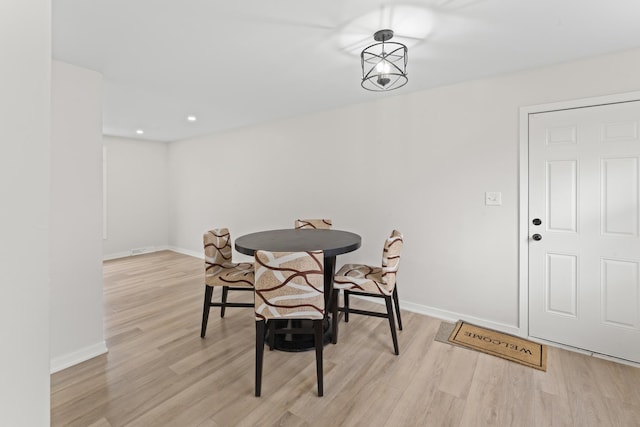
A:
[235, 229, 361, 258]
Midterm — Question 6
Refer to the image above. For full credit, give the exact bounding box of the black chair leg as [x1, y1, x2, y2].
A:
[331, 289, 339, 344]
[201, 285, 213, 338]
[344, 290, 350, 323]
[220, 286, 229, 318]
[392, 286, 403, 331]
[385, 295, 399, 355]
[268, 320, 276, 351]
[314, 319, 324, 397]
[255, 320, 265, 397]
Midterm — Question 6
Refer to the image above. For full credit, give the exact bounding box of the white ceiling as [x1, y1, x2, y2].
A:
[53, 0, 640, 142]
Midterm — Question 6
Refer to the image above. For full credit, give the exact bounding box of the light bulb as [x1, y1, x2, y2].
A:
[376, 60, 391, 74]
[376, 59, 391, 87]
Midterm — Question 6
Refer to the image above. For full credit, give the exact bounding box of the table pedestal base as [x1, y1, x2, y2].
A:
[267, 319, 333, 352]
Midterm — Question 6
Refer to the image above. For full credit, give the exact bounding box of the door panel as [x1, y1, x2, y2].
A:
[529, 101, 640, 363]
[546, 253, 578, 317]
[601, 157, 638, 236]
[601, 258, 639, 328]
[546, 160, 577, 232]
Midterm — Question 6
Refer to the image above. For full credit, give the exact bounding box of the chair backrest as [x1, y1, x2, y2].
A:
[203, 228, 233, 277]
[254, 250, 325, 320]
[294, 219, 332, 229]
[381, 230, 403, 287]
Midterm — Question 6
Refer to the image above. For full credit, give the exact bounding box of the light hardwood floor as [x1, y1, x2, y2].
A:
[51, 251, 640, 426]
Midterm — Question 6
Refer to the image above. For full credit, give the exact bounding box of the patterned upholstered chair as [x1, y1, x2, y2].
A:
[201, 228, 254, 338]
[333, 230, 404, 355]
[254, 250, 325, 397]
[294, 219, 333, 229]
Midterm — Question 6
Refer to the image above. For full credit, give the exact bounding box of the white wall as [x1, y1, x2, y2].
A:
[0, 1, 51, 425]
[168, 48, 640, 333]
[50, 61, 106, 372]
[103, 136, 169, 259]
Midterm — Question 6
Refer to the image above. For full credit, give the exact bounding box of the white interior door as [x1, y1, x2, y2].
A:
[528, 100, 640, 364]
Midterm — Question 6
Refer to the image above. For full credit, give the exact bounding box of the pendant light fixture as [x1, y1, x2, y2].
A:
[361, 29, 408, 91]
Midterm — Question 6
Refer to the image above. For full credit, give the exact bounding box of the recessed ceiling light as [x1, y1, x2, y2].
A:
[187, 115, 197, 122]
[136, 129, 144, 135]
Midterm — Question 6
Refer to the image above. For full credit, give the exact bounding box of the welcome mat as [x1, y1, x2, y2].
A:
[434, 321, 458, 345]
[448, 321, 547, 371]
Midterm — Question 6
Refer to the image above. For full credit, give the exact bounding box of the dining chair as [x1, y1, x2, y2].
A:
[201, 228, 254, 338]
[333, 230, 404, 355]
[254, 250, 325, 397]
[294, 219, 333, 229]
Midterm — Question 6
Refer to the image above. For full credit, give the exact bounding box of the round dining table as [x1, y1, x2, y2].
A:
[235, 228, 361, 351]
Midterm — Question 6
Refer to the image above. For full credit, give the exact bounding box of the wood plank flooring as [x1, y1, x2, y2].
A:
[51, 251, 640, 426]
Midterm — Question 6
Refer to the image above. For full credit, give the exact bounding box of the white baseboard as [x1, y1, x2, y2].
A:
[106, 245, 239, 261]
[167, 246, 203, 259]
[103, 250, 134, 261]
[349, 294, 522, 337]
[169, 245, 260, 262]
[50, 341, 108, 374]
[103, 245, 171, 261]
[399, 300, 522, 336]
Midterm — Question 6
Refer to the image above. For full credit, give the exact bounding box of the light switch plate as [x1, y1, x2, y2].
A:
[485, 192, 502, 206]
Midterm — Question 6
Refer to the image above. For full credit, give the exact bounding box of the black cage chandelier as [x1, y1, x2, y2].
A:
[361, 29, 408, 91]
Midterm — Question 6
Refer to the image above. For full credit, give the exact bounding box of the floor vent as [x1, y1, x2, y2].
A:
[130, 247, 154, 256]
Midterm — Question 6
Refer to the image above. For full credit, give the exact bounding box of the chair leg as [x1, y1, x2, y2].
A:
[344, 290, 350, 323]
[385, 295, 399, 355]
[331, 289, 339, 344]
[201, 285, 213, 338]
[255, 320, 265, 397]
[392, 286, 403, 331]
[268, 320, 276, 351]
[220, 286, 229, 318]
[314, 319, 324, 397]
